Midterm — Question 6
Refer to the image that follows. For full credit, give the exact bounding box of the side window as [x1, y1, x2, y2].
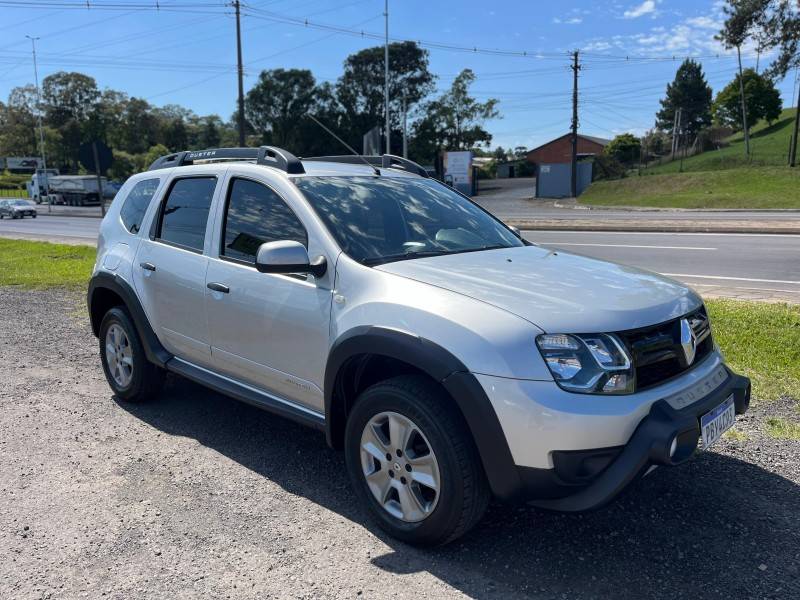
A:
[221, 178, 307, 263]
[156, 177, 216, 252]
[120, 178, 159, 234]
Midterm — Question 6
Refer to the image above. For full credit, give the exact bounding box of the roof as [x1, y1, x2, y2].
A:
[526, 133, 612, 155]
[580, 134, 612, 146]
[147, 147, 429, 179]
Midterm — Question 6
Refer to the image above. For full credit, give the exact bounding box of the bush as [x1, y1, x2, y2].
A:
[592, 155, 627, 181]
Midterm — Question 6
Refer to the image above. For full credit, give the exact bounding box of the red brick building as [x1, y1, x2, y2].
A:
[526, 133, 610, 166]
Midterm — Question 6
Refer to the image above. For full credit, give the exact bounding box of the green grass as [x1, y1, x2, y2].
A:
[647, 108, 797, 175]
[579, 166, 800, 208]
[0, 188, 29, 198]
[706, 299, 800, 403]
[0, 238, 95, 288]
[579, 108, 800, 209]
[764, 417, 800, 439]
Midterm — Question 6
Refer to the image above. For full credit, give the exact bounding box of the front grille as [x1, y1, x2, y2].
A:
[617, 306, 713, 391]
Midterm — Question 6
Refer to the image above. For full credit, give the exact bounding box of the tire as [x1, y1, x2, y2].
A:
[32, 214, 36, 218]
[344, 375, 490, 546]
[98, 307, 164, 403]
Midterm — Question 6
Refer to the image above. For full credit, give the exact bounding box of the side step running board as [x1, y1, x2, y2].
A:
[166, 358, 326, 431]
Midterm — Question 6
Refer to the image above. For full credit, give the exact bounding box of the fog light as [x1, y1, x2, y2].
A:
[669, 436, 678, 458]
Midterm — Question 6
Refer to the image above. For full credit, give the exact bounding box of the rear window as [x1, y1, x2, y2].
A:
[119, 178, 159, 234]
[156, 177, 216, 252]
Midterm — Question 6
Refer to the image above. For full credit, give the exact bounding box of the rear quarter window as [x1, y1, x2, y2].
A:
[119, 178, 160, 234]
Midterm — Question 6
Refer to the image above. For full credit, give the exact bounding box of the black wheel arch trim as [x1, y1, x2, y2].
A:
[87, 271, 172, 368]
[324, 325, 523, 500]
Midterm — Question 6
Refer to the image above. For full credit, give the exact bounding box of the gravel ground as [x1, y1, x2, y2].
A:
[1, 287, 799, 600]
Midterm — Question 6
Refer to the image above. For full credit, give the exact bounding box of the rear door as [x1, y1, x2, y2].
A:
[133, 175, 220, 367]
[204, 174, 332, 412]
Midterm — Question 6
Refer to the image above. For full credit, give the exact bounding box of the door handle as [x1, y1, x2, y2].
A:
[207, 282, 230, 294]
[139, 262, 156, 272]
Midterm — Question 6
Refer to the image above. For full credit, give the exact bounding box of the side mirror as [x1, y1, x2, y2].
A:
[508, 225, 522, 239]
[255, 241, 327, 278]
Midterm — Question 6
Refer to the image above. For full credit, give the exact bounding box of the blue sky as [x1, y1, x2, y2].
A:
[1, 0, 798, 150]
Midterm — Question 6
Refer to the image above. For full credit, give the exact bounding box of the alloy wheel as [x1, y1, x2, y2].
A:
[360, 411, 441, 522]
[105, 323, 134, 388]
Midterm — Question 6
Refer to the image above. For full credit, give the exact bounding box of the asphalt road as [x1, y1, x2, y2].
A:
[526, 230, 800, 303]
[1, 216, 797, 302]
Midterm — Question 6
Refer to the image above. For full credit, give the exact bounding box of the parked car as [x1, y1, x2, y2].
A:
[0, 199, 37, 219]
[87, 147, 751, 546]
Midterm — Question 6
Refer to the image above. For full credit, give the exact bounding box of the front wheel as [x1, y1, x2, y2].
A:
[344, 375, 490, 546]
[99, 307, 164, 402]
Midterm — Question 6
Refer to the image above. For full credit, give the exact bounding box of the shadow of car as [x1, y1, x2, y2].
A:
[115, 374, 799, 600]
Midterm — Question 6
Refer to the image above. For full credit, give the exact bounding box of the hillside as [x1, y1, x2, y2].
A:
[579, 108, 799, 208]
[580, 166, 799, 209]
[645, 108, 797, 174]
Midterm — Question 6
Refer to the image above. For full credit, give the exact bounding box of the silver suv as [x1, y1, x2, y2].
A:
[88, 147, 750, 546]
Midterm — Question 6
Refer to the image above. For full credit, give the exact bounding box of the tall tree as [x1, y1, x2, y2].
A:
[0, 85, 39, 156]
[41, 71, 100, 128]
[245, 68, 318, 150]
[411, 69, 499, 161]
[336, 41, 435, 153]
[712, 68, 783, 130]
[719, 0, 800, 164]
[655, 59, 713, 139]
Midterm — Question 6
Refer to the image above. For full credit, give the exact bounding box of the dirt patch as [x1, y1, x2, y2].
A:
[1, 288, 798, 599]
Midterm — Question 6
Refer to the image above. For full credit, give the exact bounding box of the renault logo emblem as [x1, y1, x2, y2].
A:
[679, 318, 697, 365]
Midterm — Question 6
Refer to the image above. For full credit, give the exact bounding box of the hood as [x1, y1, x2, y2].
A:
[375, 245, 701, 333]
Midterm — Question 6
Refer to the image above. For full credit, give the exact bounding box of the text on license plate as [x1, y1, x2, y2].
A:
[700, 395, 735, 449]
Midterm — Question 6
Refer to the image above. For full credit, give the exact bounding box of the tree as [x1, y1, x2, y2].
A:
[336, 41, 435, 153]
[713, 68, 782, 129]
[197, 116, 222, 149]
[0, 85, 39, 156]
[605, 133, 641, 166]
[655, 59, 713, 139]
[245, 69, 318, 150]
[410, 69, 499, 162]
[41, 71, 99, 128]
[719, 0, 799, 165]
[641, 128, 670, 158]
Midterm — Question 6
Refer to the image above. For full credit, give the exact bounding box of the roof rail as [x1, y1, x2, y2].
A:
[303, 154, 429, 178]
[147, 146, 305, 174]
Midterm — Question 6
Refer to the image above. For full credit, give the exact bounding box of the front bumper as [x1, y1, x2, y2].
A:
[521, 369, 750, 511]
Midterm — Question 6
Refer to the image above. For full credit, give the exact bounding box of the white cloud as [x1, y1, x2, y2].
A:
[623, 0, 657, 19]
[553, 16, 583, 25]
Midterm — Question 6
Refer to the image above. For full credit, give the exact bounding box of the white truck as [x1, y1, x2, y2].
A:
[26, 169, 59, 204]
[46, 175, 108, 206]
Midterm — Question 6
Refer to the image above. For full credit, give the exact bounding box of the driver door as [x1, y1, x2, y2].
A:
[204, 175, 332, 412]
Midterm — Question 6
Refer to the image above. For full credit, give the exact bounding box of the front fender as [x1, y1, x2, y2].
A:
[324, 326, 524, 500]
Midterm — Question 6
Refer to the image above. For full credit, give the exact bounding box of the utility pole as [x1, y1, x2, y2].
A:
[233, 0, 246, 147]
[570, 50, 580, 198]
[401, 93, 408, 158]
[790, 67, 799, 167]
[26, 35, 50, 213]
[670, 108, 680, 157]
[384, 0, 390, 155]
[736, 45, 750, 157]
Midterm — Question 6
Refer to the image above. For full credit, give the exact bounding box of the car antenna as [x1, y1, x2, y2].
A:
[307, 114, 381, 176]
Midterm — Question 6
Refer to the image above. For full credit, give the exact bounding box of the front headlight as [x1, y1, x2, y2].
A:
[536, 333, 634, 394]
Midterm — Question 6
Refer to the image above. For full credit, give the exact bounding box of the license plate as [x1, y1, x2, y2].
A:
[700, 395, 735, 449]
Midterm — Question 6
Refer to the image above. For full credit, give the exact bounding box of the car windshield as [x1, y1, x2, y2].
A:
[294, 176, 523, 265]
[12, 200, 32, 206]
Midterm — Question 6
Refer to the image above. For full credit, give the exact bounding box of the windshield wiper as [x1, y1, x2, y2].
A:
[361, 250, 450, 266]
